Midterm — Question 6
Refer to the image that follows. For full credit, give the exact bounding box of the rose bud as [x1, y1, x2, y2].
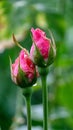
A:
[10, 49, 37, 88]
[30, 28, 56, 67]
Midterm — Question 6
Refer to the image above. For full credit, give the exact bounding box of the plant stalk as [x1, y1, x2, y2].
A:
[23, 87, 32, 130]
[39, 67, 48, 130]
[25, 96, 31, 130]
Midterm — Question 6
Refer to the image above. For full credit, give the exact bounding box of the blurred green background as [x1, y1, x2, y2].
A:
[0, 0, 73, 130]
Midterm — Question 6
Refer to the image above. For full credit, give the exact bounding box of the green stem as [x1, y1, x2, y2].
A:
[25, 96, 31, 130]
[39, 67, 48, 130]
[23, 87, 32, 130]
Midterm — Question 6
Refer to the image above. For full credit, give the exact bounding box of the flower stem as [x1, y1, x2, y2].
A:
[39, 67, 48, 130]
[23, 87, 32, 130]
[25, 96, 31, 130]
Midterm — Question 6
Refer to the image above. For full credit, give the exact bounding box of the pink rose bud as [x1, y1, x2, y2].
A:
[30, 28, 56, 67]
[10, 49, 37, 88]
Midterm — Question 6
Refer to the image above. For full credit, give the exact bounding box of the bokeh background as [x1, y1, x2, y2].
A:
[0, 0, 73, 130]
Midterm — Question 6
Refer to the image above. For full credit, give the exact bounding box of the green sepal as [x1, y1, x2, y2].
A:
[46, 29, 56, 66]
[16, 62, 37, 88]
[17, 67, 28, 88]
[33, 42, 48, 67]
[9, 56, 16, 83]
[47, 43, 56, 66]
[13, 34, 29, 56]
[9, 56, 12, 76]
